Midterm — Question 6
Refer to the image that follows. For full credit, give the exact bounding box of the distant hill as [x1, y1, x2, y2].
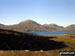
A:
[42, 24, 57, 32]
[49, 24, 64, 29]
[17, 20, 48, 32]
[0, 20, 47, 32]
[0, 24, 4, 26]
[43, 24, 64, 31]
[0, 20, 75, 32]
[0, 24, 5, 28]
[59, 24, 75, 32]
[0, 20, 60, 32]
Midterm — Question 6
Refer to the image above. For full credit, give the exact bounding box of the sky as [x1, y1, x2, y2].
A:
[0, 0, 75, 27]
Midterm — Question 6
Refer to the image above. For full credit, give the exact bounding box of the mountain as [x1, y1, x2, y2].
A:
[43, 24, 64, 29]
[49, 24, 64, 29]
[0, 20, 58, 32]
[0, 24, 5, 28]
[0, 20, 48, 32]
[59, 24, 75, 32]
[0, 20, 75, 32]
[19, 20, 40, 25]
[17, 19, 48, 32]
[42, 24, 64, 32]
[0, 24, 4, 26]
[42, 24, 57, 32]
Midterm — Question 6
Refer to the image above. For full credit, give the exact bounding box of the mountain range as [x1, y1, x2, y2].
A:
[0, 20, 75, 32]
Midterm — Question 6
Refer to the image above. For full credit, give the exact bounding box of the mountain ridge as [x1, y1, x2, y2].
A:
[0, 20, 75, 32]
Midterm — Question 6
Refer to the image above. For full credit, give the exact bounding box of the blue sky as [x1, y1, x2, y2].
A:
[0, 0, 75, 27]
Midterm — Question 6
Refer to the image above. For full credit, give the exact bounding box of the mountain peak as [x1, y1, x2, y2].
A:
[25, 19, 34, 21]
[25, 19, 36, 22]
[18, 19, 41, 26]
[19, 19, 37, 24]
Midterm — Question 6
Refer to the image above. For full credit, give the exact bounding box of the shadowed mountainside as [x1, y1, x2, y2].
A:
[0, 29, 67, 51]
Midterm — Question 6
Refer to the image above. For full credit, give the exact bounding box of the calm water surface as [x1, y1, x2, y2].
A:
[29, 32, 75, 36]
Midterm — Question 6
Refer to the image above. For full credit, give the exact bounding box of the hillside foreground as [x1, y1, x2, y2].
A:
[0, 29, 75, 56]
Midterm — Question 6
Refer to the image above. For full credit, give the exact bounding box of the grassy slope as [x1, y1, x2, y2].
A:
[0, 29, 75, 56]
